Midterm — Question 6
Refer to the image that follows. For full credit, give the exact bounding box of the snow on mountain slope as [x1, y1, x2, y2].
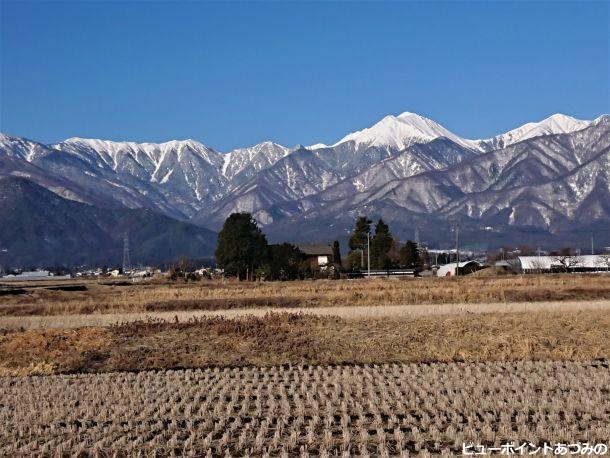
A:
[53, 138, 229, 217]
[222, 141, 291, 183]
[1, 111, 606, 240]
[333, 112, 483, 151]
[306, 143, 328, 150]
[55, 138, 224, 181]
[0, 133, 56, 162]
[0, 135, 168, 211]
[477, 113, 591, 151]
[291, 118, 610, 231]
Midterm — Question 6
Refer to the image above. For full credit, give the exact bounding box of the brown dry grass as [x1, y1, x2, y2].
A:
[1, 310, 609, 376]
[2, 274, 610, 317]
[2, 298, 610, 330]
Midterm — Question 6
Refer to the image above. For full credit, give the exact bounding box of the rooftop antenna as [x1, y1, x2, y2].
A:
[122, 232, 131, 273]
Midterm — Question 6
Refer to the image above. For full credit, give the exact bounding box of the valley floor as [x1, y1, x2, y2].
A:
[1, 274, 609, 455]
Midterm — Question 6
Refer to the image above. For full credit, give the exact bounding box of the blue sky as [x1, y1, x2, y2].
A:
[1, 1, 608, 151]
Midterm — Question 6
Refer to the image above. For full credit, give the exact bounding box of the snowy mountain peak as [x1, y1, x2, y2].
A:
[592, 114, 610, 126]
[61, 137, 213, 153]
[333, 112, 480, 151]
[221, 141, 291, 180]
[479, 113, 592, 150]
[306, 143, 329, 150]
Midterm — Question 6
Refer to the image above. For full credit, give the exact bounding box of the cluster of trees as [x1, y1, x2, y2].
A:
[215, 213, 430, 280]
[215, 213, 340, 280]
[347, 217, 426, 272]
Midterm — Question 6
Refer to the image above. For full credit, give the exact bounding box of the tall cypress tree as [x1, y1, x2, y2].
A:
[348, 216, 372, 251]
[348, 216, 372, 269]
[370, 219, 394, 269]
[215, 212, 268, 280]
[399, 240, 422, 272]
[332, 240, 342, 268]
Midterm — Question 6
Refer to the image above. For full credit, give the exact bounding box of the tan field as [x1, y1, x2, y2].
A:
[1, 298, 609, 330]
[2, 274, 610, 316]
[1, 274, 609, 455]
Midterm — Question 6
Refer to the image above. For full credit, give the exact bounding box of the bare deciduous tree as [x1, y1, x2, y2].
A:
[598, 254, 610, 272]
[552, 253, 582, 272]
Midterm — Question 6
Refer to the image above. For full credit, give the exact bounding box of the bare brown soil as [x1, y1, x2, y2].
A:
[2, 274, 610, 317]
[2, 310, 609, 376]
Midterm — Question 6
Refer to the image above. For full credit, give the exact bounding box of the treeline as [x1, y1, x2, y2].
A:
[215, 213, 428, 281]
[215, 213, 341, 281]
[346, 217, 426, 271]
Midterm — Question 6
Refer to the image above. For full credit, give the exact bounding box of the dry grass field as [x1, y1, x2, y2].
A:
[2, 274, 610, 317]
[2, 361, 609, 456]
[2, 310, 610, 376]
[2, 298, 610, 330]
[1, 274, 609, 455]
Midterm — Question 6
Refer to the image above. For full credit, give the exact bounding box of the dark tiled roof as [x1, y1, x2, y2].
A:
[297, 244, 333, 256]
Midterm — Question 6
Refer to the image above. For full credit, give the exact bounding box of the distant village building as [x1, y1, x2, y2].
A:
[0, 270, 71, 281]
[297, 244, 334, 269]
[436, 260, 482, 277]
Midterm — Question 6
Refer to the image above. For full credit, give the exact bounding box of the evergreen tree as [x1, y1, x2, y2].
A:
[348, 216, 372, 251]
[332, 240, 342, 269]
[348, 216, 372, 270]
[370, 219, 394, 269]
[266, 243, 304, 280]
[215, 212, 268, 280]
[399, 240, 422, 272]
[346, 251, 361, 270]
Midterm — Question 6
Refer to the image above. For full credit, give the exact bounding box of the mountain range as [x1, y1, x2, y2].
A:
[1, 111, 609, 266]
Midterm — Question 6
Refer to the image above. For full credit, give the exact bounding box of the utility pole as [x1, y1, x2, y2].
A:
[454, 224, 460, 277]
[367, 231, 371, 278]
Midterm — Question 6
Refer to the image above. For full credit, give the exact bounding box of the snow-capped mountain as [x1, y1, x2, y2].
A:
[476, 113, 592, 151]
[1, 111, 607, 250]
[222, 141, 292, 183]
[54, 137, 229, 217]
[261, 116, 610, 246]
[333, 111, 483, 151]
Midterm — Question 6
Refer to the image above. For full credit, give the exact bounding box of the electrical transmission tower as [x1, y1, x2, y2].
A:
[122, 232, 131, 273]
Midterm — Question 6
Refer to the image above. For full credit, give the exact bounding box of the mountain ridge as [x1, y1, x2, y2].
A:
[1, 111, 608, 254]
[0, 176, 217, 267]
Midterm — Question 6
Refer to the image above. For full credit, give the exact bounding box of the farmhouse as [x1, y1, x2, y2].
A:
[297, 244, 334, 269]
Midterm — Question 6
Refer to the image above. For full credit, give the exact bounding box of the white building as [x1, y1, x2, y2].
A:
[0, 270, 71, 281]
[518, 255, 610, 273]
[436, 260, 482, 277]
